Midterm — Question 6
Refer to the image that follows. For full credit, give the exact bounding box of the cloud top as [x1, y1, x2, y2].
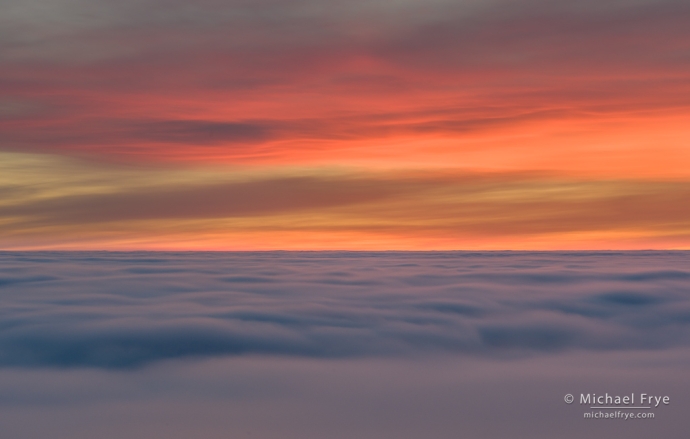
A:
[1, 251, 688, 368]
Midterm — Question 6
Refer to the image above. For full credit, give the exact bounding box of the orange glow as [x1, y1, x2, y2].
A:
[2, 0, 690, 249]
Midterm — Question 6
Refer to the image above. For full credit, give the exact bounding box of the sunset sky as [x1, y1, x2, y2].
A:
[2, 0, 689, 249]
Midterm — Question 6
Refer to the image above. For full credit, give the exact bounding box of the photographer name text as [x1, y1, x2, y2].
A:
[580, 393, 669, 407]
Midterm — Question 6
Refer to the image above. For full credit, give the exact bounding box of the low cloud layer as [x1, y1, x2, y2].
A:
[1, 251, 689, 369]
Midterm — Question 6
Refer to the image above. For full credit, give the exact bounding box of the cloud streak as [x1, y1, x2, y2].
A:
[1, 0, 689, 170]
[2, 0, 690, 248]
[2, 162, 690, 249]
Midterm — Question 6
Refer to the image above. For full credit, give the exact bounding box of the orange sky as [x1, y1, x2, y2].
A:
[1, 0, 690, 249]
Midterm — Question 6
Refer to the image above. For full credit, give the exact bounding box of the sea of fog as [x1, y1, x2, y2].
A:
[0, 251, 688, 438]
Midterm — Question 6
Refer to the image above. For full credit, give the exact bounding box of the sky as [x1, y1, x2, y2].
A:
[1, 0, 689, 249]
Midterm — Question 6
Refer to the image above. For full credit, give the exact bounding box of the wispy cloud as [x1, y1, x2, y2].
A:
[2, 0, 690, 247]
[2, 155, 689, 249]
[1, 0, 688, 168]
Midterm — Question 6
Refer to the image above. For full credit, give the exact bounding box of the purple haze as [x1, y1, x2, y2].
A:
[0, 251, 688, 438]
